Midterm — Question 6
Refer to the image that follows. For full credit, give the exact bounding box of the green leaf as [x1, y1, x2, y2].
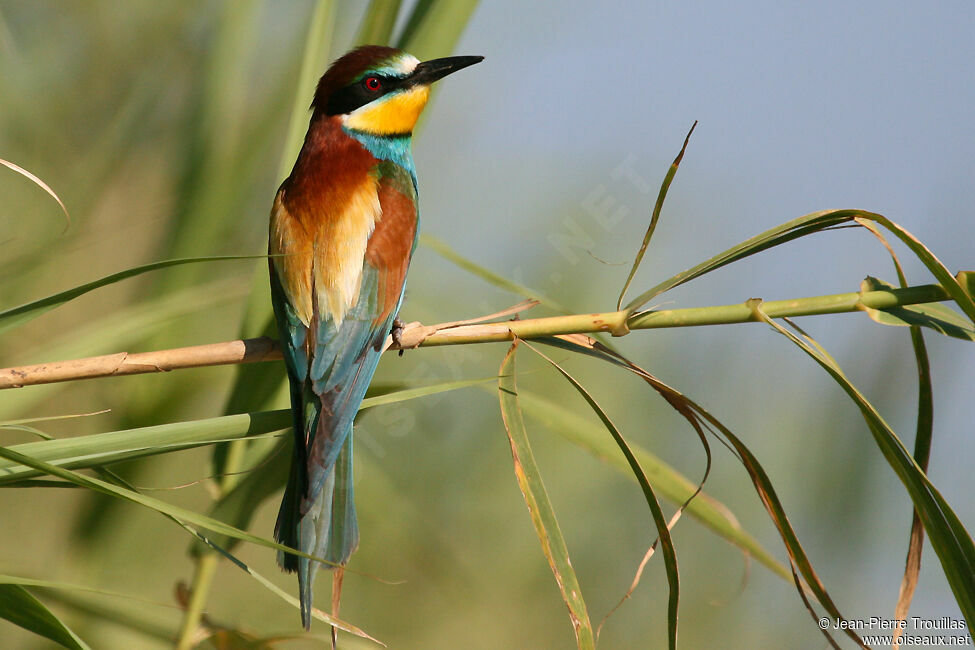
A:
[0, 378, 491, 486]
[0, 255, 260, 336]
[355, 0, 402, 45]
[545, 334, 862, 648]
[0, 578, 174, 642]
[522, 342, 679, 649]
[0, 411, 110, 430]
[853, 216, 975, 323]
[623, 209, 975, 325]
[617, 122, 696, 310]
[396, 0, 479, 57]
[0, 439, 392, 649]
[515, 388, 791, 582]
[192, 437, 289, 557]
[0, 445, 307, 559]
[180, 523, 380, 643]
[0, 411, 290, 485]
[957, 271, 975, 300]
[194, 377, 495, 553]
[859, 277, 975, 340]
[276, 0, 338, 182]
[859, 224, 935, 633]
[894, 317, 933, 636]
[0, 584, 91, 650]
[0, 277, 249, 419]
[0, 481, 375, 641]
[623, 209, 858, 316]
[420, 233, 569, 313]
[497, 341, 595, 650]
[362, 375, 493, 408]
[756, 308, 975, 629]
[211, 0, 339, 487]
[395, 0, 434, 47]
[0, 575, 171, 608]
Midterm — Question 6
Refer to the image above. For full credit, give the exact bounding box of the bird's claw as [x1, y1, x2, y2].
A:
[391, 318, 406, 356]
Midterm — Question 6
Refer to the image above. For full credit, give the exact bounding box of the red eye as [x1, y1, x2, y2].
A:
[363, 76, 382, 92]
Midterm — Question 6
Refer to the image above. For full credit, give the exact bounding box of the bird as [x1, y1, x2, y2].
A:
[268, 45, 482, 629]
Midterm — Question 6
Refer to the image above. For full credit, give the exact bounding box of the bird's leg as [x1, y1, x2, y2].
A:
[391, 317, 406, 356]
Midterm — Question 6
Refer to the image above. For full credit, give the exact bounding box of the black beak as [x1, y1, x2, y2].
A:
[410, 55, 484, 86]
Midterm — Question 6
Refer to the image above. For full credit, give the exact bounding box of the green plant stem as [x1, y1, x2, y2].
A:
[629, 282, 949, 328]
[0, 282, 957, 390]
[414, 281, 952, 346]
[174, 553, 217, 650]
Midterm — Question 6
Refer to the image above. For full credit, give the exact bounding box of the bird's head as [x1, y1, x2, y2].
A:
[313, 45, 483, 137]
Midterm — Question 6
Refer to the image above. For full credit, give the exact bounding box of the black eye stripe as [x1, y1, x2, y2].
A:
[325, 74, 408, 116]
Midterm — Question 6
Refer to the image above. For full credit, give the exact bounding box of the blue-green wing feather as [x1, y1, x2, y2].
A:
[273, 146, 419, 629]
[270, 261, 311, 566]
[272, 259, 405, 628]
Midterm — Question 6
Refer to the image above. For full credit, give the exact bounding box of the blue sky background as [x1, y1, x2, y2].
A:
[411, 1, 975, 644]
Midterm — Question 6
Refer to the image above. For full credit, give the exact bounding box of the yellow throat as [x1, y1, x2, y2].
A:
[343, 85, 431, 136]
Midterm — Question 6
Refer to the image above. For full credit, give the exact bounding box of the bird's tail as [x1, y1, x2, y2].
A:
[274, 312, 384, 629]
[275, 408, 359, 629]
[297, 432, 358, 628]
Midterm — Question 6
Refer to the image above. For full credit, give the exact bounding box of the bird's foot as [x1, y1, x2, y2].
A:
[391, 318, 406, 357]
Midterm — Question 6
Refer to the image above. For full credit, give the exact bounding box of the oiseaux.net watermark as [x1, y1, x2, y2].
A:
[819, 616, 970, 647]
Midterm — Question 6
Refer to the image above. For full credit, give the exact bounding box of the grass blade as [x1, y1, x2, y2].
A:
[623, 209, 858, 315]
[893, 323, 932, 650]
[545, 333, 863, 648]
[522, 341, 680, 649]
[276, 0, 338, 182]
[194, 376, 493, 553]
[616, 121, 696, 310]
[498, 341, 595, 649]
[0, 255, 260, 336]
[0, 440, 385, 638]
[0, 575, 174, 610]
[853, 216, 975, 322]
[211, 0, 338, 484]
[515, 388, 791, 582]
[0, 445, 308, 559]
[0, 411, 109, 428]
[355, 0, 402, 45]
[0, 578, 176, 642]
[0, 378, 489, 485]
[754, 306, 975, 629]
[420, 233, 569, 312]
[859, 277, 975, 340]
[0, 157, 70, 231]
[180, 520, 381, 644]
[396, 0, 479, 57]
[395, 0, 433, 47]
[0, 411, 289, 485]
[0, 584, 91, 650]
[625, 209, 975, 327]
[826, 221, 937, 649]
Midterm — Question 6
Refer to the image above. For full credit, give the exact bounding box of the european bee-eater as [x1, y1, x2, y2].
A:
[268, 45, 482, 628]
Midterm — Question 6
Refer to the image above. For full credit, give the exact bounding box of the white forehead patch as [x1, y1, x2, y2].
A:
[367, 53, 420, 79]
[391, 54, 420, 75]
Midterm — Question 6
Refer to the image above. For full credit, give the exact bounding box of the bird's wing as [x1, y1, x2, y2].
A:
[304, 160, 418, 494]
[270, 161, 418, 578]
